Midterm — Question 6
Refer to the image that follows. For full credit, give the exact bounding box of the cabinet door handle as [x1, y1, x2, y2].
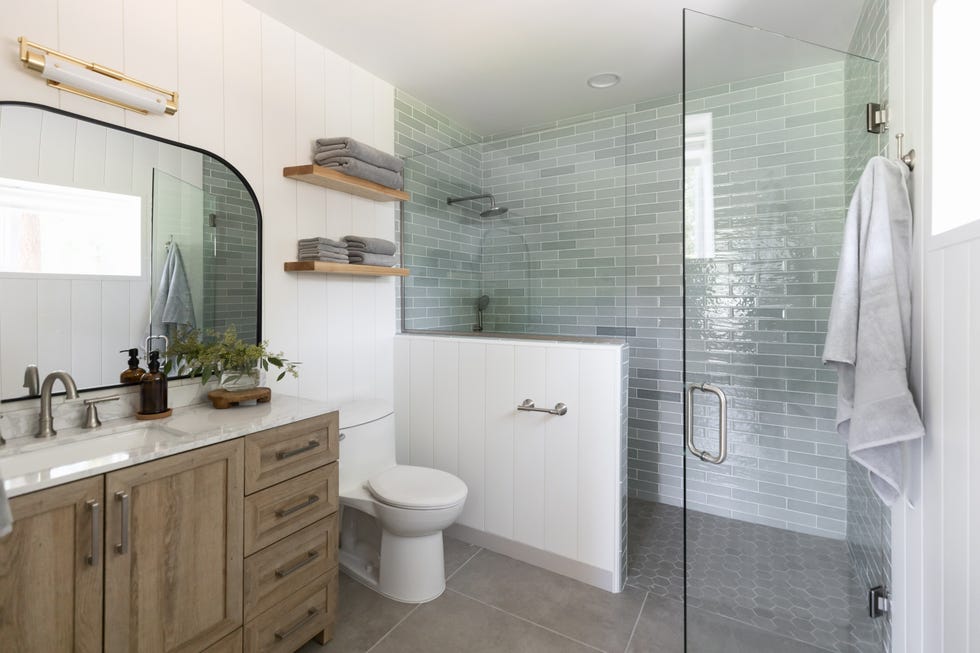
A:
[86, 499, 100, 566]
[114, 491, 130, 554]
[276, 439, 320, 460]
[274, 607, 319, 640]
[275, 494, 320, 518]
[275, 550, 319, 578]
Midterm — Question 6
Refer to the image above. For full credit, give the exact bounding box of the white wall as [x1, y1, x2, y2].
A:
[394, 334, 626, 591]
[890, 1, 980, 651]
[0, 0, 397, 410]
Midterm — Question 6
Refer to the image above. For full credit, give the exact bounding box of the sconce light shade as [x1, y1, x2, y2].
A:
[18, 37, 178, 116]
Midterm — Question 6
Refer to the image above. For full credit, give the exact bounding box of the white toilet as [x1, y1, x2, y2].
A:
[337, 400, 468, 603]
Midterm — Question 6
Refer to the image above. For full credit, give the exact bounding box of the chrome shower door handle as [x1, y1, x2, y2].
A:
[685, 383, 729, 465]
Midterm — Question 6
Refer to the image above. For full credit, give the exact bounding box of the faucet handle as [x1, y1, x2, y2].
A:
[83, 396, 120, 429]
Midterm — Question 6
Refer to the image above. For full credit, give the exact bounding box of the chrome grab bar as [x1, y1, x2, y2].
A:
[517, 399, 568, 416]
[685, 383, 728, 465]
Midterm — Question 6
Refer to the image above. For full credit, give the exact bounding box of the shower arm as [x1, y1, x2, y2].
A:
[447, 193, 496, 206]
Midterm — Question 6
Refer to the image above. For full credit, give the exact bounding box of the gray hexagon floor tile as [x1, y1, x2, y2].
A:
[626, 498, 885, 653]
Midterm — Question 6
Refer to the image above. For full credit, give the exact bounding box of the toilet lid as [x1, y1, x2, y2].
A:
[367, 465, 468, 510]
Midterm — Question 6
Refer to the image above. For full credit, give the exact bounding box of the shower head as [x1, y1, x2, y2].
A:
[447, 193, 509, 217]
[477, 295, 490, 311]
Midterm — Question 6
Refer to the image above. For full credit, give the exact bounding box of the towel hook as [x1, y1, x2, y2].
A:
[896, 133, 915, 171]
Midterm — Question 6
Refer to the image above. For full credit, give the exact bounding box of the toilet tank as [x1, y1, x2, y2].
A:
[337, 399, 396, 493]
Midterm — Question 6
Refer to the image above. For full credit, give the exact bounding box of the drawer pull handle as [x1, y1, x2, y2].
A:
[276, 439, 320, 460]
[275, 550, 319, 578]
[274, 607, 320, 640]
[86, 499, 100, 566]
[275, 494, 320, 518]
[114, 491, 130, 554]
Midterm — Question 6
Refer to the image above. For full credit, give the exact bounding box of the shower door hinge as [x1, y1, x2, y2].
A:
[866, 103, 888, 134]
[868, 585, 890, 618]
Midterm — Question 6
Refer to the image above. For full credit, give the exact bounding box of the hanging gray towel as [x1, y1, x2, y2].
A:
[823, 156, 924, 506]
[343, 235, 397, 256]
[314, 137, 404, 173]
[148, 242, 196, 341]
[0, 479, 12, 538]
[315, 157, 404, 190]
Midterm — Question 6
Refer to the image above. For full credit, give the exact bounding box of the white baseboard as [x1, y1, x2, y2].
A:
[446, 523, 622, 593]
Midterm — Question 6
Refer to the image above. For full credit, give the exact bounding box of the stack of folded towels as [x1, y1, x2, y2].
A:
[344, 235, 397, 267]
[297, 237, 349, 263]
[313, 137, 404, 190]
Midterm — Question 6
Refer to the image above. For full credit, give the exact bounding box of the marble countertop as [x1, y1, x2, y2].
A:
[0, 395, 336, 498]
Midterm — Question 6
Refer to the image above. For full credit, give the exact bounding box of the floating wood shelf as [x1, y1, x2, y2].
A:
[283, 164, 409, 202]
[284, 261, 410, 277]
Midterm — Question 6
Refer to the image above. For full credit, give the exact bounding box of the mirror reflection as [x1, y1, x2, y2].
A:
[0, 103, 261, 401]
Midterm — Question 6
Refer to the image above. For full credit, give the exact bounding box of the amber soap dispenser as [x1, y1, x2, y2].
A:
[119, 348, 146, 384]
[137, 350, 171, 419]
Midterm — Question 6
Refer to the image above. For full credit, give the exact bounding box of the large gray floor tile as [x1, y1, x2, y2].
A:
[443, 536, 481, 578]
[298, 573, 415, 653]
[448, 549, 644, 652]
[370, 589, 598, 653]
[628, 594, 833, 653]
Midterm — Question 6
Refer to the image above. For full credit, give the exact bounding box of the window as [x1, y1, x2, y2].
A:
[685, 112, 715, 258]
[0, 176, 141, 276]
[932, 1, 979, 234]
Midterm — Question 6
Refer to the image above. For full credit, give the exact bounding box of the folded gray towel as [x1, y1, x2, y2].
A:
[314, 137, 404, 173]
[298, 237, 346, 248]
[343, 235, 397, 256]
[348, 251, 397, 267]
[298, 244, 348, 256]
[298, 253, 350, 263]
[316, 157, 404, 190]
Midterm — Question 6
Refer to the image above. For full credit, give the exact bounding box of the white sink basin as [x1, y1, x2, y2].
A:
[0, 424, 188, 483]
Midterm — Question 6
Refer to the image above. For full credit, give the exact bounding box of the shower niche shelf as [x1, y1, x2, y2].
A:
[283, 164, 409, 202]
[284, 261, 410, 277]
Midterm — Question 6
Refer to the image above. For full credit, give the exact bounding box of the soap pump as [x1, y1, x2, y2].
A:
[138, 350, 170, 418]
[119, 348, 146, 384]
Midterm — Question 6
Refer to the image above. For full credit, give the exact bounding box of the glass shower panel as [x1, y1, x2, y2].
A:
[682, 11, 886, 652]
[400, 113, 628, 339]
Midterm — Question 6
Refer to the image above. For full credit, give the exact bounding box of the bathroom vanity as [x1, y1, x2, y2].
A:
[0, 397, 339, 653]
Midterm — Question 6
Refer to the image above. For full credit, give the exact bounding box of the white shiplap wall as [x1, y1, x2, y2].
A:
[0, 0, 396, 412]
[394, 334, 626, 591]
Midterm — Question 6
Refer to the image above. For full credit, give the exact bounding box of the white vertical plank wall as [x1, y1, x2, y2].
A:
[395, 334, 626, 592]
[0, 0, 398, 410]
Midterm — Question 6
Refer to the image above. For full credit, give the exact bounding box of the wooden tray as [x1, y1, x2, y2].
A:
[207, 387, 272, 409]
[136, 408, 173, 420]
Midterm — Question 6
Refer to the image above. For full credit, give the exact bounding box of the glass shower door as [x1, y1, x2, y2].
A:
[682, 11, 887, 652]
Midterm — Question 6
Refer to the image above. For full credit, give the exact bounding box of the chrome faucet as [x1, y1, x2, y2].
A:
[37, 371, 79, 438]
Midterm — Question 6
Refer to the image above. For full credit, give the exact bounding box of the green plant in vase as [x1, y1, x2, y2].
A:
[165, 325, 300, 391]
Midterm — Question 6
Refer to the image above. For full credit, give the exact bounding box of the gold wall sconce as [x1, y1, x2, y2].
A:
[18, 37, 178, 116]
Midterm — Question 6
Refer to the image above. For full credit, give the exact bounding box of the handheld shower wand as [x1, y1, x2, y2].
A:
[474, 295, 490, 332]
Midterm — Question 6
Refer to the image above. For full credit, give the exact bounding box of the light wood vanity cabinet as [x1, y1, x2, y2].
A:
[104, 439, 245, 653]
[0, 476, 104, 653]
[242, 412, 339, 652]
[0, 410, 340, 653]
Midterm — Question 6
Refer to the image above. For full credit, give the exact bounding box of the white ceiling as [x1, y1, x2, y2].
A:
[244, 0, 867, 136]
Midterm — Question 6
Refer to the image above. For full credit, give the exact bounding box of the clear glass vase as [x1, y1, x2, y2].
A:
[219, 366, 260, 391]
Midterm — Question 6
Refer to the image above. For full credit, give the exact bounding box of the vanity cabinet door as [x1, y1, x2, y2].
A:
[104, 440, 245, 653]
[0, 476, 104, 653]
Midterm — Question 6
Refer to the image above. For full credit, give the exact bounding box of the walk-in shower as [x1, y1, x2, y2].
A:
[396, 3, 889, 649]
[446, 193, 509, 217]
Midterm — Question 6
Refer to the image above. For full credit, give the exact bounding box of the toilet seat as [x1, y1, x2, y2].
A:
[367, 465, 468, 510]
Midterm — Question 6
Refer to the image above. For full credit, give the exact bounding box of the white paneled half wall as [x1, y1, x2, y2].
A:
[394, 334, 628, 592]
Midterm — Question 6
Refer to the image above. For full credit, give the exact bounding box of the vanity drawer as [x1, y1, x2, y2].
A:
[243, 571, 337, 653]
[203, 628, 242, 653]
[244, 412, 338, 494]
[244, 514, 339, 621]
[244, 464, 338, 555]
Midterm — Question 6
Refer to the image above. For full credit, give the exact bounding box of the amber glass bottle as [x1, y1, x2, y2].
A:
[139, 351, 168, 414]
[119, 348, 146, 384]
